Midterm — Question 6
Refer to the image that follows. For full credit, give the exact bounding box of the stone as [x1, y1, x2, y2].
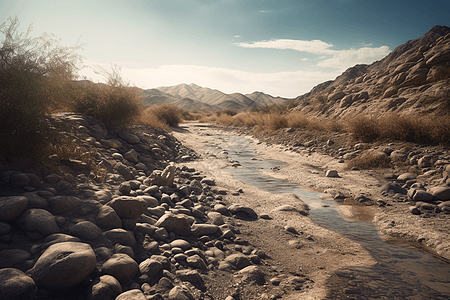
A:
[96, 205, 122, 229]
[69, 221, 103, 240]
[214, 204, 229, 215]
[170, 239, 192, 251]
[115, 244, 134, 258]
[115, 162, 134, 181]
[117, 132, 140, 144]
[10, 172, 30, 187]
[327, 91, 346, 102]
[225, 253, 251, 270]
[101, 253, 138, 284]
[137, 195, 159, 208]
[397, 172, 417, 182]
[146, 164, 176, 188]
[28, 242, 96, 290]
[168, 285, 194, 300]
[0, 268, 36, 300]
[154, 227, 169, 240]
[47, 196, 82, 214]
[0, 222, 11, 235]
[24, 193, 49, 209]
[200, 178, 215, 186]
[430, 186, 450, 201]
[139, 258, 163, 278]
[119, 182, 132, 195]
[228, 204, 258, 220]
[103, 229, 136, 247]
[186, 254, 208, 271]
[0, 196, 28, 222]
[325, 170, 339, 177]
[40, 234, 81, 251]
[207, 212, 224, 225]
[107, 196, 147, 219]
[87, 275, 122, 300]
[380, 183, 407, 195]
[412, 190, 434, 202]
[176, 269, 203, 284]
[155, 213, 191, 236]
[191, 224, 220, 237]
[236, 265, 264, 284]
[17, 209, 59, 236]
[124, 149, 139, 163]
[418, 155, 433, 168]
[116, 289, 147, 300]
[55, 181, 72, 191]
[0, 249, 31, 269]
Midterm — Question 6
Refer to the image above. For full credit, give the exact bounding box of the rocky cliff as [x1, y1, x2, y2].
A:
[293, 25, 450, 117]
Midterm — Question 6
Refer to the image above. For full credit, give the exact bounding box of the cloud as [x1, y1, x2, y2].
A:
[237, 39, 390, 70]
[79, 62, 341, 98]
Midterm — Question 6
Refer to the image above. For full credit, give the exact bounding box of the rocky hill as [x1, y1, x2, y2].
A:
[140, 83, 293, 112]
[293, 25, 450, 117]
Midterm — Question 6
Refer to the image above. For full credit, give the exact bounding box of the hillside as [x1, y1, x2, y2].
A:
[140, 83, 293, 112]
[293, 25, 450, 117]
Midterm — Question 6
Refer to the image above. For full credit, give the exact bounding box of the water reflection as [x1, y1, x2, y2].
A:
[204, 134, 450, 299]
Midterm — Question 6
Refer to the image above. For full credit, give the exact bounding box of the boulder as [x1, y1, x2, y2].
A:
[228, 204, 258, 220]
[101, 253, 138, 284]
[139, 258, 163, 278]
[96, 206, 122, 230]
[186, 254, 208, 271]
[170, 239, 192, 251]
[123, 149, 139, 163]
[236, 265, 264, 285]
[224, 253, 251, 270]
[191, 224, 220, 237]
[146, 164, 176, 187]
[117, 132, 140, 144]
[0, 268, 36, 300]
[325, 170, 339, 178]
[40, 234, 81, 251]
[114, 162, 134, 181]
[168, 285, 194, 300]
[69, 221, 103, 240]
[176, 269, 203, 284]
[0, 249, 31, 269]
[412, 190, 434, 202]
[0, 196, 28, 222]
[47, 196, 82, 215]
[87, 275, 122, 300]
[119, 182, 132, 195]
[28, 242, 96, 290]
[327, 91, 346, 102]
[103, 229, 136, 247]
[207, 212, 224, 225]
[107, 196, 147, 219]
[430, 186, 450, 201]
[155, 213, 191, 236]
[397, 172, 417, 182]
[10, 172, 30, 188]
[116, 289, 147, 300]
[17, 208, 59, 236]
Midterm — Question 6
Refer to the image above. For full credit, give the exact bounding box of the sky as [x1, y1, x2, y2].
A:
[1, 0, 449, 98]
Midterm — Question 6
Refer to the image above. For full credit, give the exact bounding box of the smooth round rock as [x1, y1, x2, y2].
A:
[17, 209, 59, 236]
[107, 196, 147, 219]
[0, 196, 28, 222]
[28, 242, 96, 290]
[0, 268, 36, 300]
[101, 253, 138, 284]
[69, 221, 103, 240]
[87, 275, 122, 300]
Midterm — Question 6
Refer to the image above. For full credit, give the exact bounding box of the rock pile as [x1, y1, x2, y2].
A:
[0, 114, 269, 300]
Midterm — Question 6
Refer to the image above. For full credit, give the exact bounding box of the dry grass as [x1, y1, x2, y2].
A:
[346, 151, 392, 169]
[139, 104, 183, 128]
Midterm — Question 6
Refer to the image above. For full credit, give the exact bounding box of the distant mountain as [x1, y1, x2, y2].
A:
[140, 83, 294, 112]
[293, 25, 450, 117]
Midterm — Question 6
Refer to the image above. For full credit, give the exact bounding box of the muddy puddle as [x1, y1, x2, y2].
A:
[203, 132, 450, 299]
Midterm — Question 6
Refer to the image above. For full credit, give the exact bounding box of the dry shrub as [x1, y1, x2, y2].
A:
[0, 17, 82, 162]
[140, 104, 182, 128]
[346, 151, 391, 170]
[264, 113, 288, 131]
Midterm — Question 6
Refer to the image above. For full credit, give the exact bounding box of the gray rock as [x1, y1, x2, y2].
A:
[124, 149, 139, 164]
[186, 254, 208, 271]
[0, 249, 31, 268]
[117, 132, 140, 144]
[412, 190, 434, 202]
[103, 229, 136, 247]
[107, 196, 147, 219]
[236, 265, 264, 285]
[114, 162, 134, 181]
[154, 227, 169, 240]
[430, 186, 450, 201]
[228, 204, 258, 220]
[191, 224, 220, 237]
[119, 182, 132, 195]
[0, 268, 36, 300]
[139, 258, 163, 278]
[397, 172, 417, 182]
[380, 183, 407, 195]
[116, 289, 147, 300]
[168, 285, 194, 300]
[0, 222, 11, 235]
[214, 204, 229, 215]
[170, 239, 192, 251]
[137, 195, 159, 208]
[87, 275, 122, 300]
[17, 209, 59, 237]
[55, 181, 72, 191]
[176, 269, 203, 284]
[28, 242, 96, 290]
[40, 234, 81, 251]
[0, 196, 28, 222]
[47, 196, 82, 214]
[224, 253, 251, 270]
[96, 205, 122, 230]
[69, 221, 103, 240]
[24, 193, 49, 209]
[207, 212, 224, 225]
[418, 155, 433, 168]
[101, 253, 138, 284]
[155, 213, 191, 236]
[146, 164, 176, 188]
[10, 172, 30, 187]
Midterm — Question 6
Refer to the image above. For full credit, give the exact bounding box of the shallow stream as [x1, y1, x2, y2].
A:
[204, 132, 450, 299]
